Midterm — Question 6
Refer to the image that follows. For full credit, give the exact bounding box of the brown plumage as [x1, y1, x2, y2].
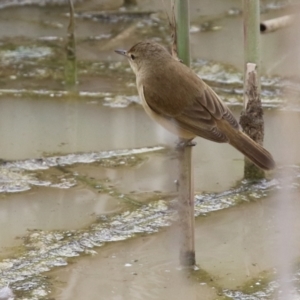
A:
[115, 41, 275, 171]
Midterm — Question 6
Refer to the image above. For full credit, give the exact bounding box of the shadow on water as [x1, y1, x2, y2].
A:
[0, 0, 300, 299]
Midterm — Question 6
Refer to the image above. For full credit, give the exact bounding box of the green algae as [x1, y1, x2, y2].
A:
[222, 269, 278, 299]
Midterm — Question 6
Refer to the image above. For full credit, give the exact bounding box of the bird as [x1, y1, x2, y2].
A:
[115, 40, 275, 171]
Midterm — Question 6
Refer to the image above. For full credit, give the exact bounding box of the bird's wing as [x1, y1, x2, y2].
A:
[142, 79, 239, 143]
[175, 84, 239, 142]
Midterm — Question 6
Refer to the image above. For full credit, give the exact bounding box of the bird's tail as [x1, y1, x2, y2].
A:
[228, 130, 275, 171]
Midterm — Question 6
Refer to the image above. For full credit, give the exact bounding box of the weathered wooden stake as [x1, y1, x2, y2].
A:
[240, 64, 265, 179]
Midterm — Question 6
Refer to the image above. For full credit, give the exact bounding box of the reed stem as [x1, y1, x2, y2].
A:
[175, 0, 195, 267]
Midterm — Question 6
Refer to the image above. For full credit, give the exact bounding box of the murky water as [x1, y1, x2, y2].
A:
[48, 183, 300, 300]
[0, 0, 299, 299]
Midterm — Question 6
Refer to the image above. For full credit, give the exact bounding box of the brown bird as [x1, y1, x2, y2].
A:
[115, 41, 275, 170]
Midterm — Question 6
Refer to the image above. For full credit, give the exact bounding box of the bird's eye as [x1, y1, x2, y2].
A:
[130, 54, 135, 60]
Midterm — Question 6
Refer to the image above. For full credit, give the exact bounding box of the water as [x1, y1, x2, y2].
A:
[0, 0, 299, 299]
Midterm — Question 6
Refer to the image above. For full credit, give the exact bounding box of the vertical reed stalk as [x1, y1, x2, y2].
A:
[65, 0, 77, 90]
[243, 0, 260, 91]
[242, 0, 265, 180]
[175, 0, 190, 66]
[175, 0, 195, 267]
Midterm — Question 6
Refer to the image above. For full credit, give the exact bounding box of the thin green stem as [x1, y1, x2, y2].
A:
[242, 0, 265, 180]
[243, 0, 261, 95]
[175, 0, 191, 66]
[65, 0, 77, 90]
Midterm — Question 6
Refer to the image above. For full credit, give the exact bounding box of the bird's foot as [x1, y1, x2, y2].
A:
[176, 139, 196, 150]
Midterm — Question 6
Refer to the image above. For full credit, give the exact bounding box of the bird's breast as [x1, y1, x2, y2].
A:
[136, 79, 195, 140]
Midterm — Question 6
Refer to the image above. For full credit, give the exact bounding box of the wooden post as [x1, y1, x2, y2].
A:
[240, 64, 265, 179]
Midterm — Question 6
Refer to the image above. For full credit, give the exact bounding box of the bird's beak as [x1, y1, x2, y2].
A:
[114, 49, 127, 56]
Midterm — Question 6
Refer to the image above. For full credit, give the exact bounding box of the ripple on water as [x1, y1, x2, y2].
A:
[0, 146, 164, 193]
